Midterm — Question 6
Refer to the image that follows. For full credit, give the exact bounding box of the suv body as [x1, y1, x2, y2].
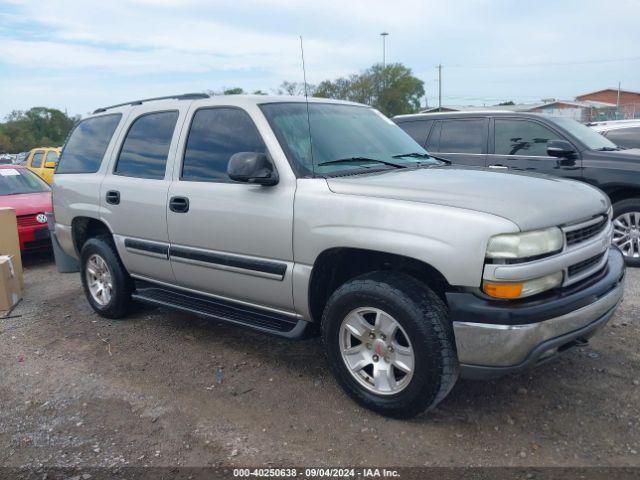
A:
[25, 147, 61, 184]
[394, 111, 640, 266]
[52, 95, 624, 417]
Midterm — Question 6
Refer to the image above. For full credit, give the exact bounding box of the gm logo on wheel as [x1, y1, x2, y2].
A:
[36, 213, 48, 224]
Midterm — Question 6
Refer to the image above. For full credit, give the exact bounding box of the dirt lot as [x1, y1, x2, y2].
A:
[1, 252, 639, 469]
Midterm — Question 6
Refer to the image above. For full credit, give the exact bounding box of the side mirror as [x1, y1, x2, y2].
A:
[227, 152, 278, 186]
[547, 140, 576, 158]
[45, 161, 57, 168]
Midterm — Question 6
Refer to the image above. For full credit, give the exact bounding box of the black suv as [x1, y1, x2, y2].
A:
[394, 111, 640, 266]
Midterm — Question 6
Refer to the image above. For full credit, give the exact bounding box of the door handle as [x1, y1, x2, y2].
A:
[169, 196, 190, 213]
[105, 190, 120, 205]
[488, 164, 509, 170]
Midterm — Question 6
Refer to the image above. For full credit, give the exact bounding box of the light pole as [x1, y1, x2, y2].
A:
[380, 32, 389, 69]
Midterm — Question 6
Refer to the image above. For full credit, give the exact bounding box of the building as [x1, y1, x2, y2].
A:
[527, 100, 616, 122]
[576, 88, 640, 120]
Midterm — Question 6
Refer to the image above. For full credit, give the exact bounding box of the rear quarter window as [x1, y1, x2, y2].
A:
[396, 120, 433, 147]
[57, 114, 122, 174]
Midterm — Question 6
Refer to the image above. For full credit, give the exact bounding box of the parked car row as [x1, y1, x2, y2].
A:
[394, 111, 640, 266]
[49, 94, 624, 418]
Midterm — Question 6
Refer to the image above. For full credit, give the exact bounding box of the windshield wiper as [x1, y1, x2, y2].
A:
[317, 157, 407, 169]
[597, 146, 621, 151]
[393, 152, 451, 165]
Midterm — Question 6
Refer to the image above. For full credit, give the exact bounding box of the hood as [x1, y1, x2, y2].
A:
[0, 191, 52, 217]
[588, 148, 640, 164]
[326, 166, 609, 231]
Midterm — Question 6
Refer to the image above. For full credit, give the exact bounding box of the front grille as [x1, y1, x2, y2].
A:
[568, 253, 605, 278]
[565, 216, 607, 247]
[17, 214, 43, 228]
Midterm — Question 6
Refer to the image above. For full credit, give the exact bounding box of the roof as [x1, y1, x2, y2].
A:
[419, 103, 544, 113]
[91, 93, 366, 116]
[577, 88, 640, 98]
[394, 111, 551, 121]
[588, 119, 640, 132]
[533, 100, 616, 110]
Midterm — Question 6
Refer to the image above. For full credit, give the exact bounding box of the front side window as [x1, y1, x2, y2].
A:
[260, 103, 438, 176]
[436, 119, 486, 153]
[45, 150, 59, 167]
[115, 111, 178, 179]
[182, 108, 266, 182]
[495, 119, 560, 156]
[57, 114, 122, 174]
[0, 168, 50, 195]
[31, 151, 44, 168]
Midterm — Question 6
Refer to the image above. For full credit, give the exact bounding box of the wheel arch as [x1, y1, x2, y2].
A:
[71, 216, 113, 255]
[307, 247, 452, 324]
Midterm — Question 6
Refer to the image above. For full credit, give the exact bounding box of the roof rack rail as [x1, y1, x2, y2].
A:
[93, 93, 209, 114]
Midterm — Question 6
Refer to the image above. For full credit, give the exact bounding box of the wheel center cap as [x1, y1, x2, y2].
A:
[374, 339, 387, 356]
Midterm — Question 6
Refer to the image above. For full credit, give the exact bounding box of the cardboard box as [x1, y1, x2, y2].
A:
[0, 207, 23, 288]
[0, 255, 21, 311]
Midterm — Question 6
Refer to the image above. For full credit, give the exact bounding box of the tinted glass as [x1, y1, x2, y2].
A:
[425, 122, 441, 151]
[0, 168, 50, 195]
[115, 111, 178, 179]
[603, 127, 640, 149]
[551, 116, 616, 150]
[45, 150, 59, 167]
[495, 119, 559, 156]
[437, 119, 486, 153]
[261, 103, 437, 176]
[31, 152, 44, 168]
[182, 108, 266, 182]
[397, 120, 432, 147]
[57, 114, 122, 174]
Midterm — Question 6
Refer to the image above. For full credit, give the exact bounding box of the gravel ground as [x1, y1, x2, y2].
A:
[0, 252, 638, 469]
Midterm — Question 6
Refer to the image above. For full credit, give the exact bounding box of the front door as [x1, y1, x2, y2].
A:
[489, 117, 581, 180]
[100, 106, 184, 283]
[167, 106, 296, 313]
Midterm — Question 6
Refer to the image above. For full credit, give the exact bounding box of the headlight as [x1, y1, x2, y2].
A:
[483, 271, 563, 299]
[486, 227, 563, 261]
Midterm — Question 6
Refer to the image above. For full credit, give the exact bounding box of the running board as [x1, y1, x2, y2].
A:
[132, 281, 309, 339]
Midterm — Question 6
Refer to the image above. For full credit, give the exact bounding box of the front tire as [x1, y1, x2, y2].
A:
[80, 235, 133, 319]
[322, 272, 458, 418]
[612, 198, 640, 267]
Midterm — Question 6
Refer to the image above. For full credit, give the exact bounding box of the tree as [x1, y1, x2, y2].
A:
[223, 87, 245, 95]
[313, 63, 424, 117]
[498, 101, 515, 106]
[276, 81, 315, 96]
[0, 107, 77, 153]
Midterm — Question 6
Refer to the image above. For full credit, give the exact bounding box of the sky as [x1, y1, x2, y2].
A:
[0, 0, 639, 118]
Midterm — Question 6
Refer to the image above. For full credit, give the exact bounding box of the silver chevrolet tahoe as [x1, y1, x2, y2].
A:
[52, 93, 625, 418]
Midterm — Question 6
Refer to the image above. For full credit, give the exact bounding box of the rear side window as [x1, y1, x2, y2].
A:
[434, 119, 486, 153]
[494, 119, 558, 156]
[115, 111, 178, 179]
[31, 151, 44, 168]
[181, 108, 266, 183]
[397, 120, 433, 147]
[57, 114, 122, 174]
[604, 127, 640, 149]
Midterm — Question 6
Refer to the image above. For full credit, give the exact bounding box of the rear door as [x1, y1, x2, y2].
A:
[489, 117, 581, 179]
[100, 104, 187, 283]
[425, 118, 488, 167]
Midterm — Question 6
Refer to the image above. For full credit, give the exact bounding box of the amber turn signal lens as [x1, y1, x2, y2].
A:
[483, 282, 524, 299]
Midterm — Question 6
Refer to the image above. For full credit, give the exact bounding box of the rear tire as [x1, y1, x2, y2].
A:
[612, 198, 640, 267]
[322, 271, 458, 418]
[80, 235, 133, 319]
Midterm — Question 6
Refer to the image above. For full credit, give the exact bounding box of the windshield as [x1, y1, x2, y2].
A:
[551, 116, 619, 150]
[0, 168, 50, 195]
[260, 102, 439, 176]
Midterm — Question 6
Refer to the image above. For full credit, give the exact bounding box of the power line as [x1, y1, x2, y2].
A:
[446, 56, 640, 69]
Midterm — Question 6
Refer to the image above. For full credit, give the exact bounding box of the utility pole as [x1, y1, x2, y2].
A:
[380, 32, 389, 69]
[616, 81, 621, 119]
[438, 64, 442, 111]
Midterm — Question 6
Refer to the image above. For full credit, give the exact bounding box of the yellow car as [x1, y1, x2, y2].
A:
[25, 147, 61, 185]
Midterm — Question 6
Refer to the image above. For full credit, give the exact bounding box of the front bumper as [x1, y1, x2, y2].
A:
[447, 247, 625, 379]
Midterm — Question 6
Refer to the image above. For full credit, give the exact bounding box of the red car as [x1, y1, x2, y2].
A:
[0, 165, 52, 251]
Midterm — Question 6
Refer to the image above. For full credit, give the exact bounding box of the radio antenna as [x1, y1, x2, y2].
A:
[299, 35, 315, 176]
